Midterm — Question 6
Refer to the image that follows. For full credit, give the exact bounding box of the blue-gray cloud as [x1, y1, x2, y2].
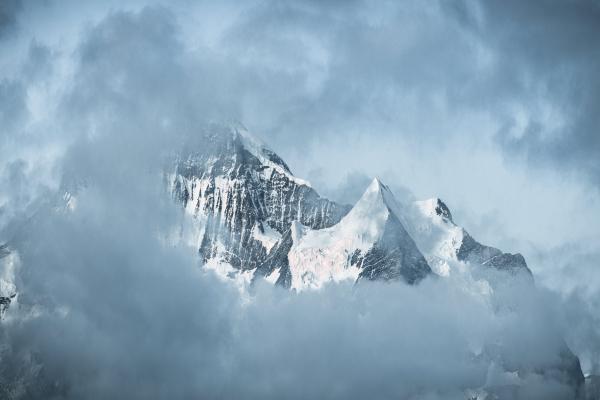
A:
[0, 3, 599, 399]
[0, 0, 21, 40]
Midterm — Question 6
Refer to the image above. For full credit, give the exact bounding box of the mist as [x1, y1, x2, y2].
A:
[1, 1, 599, 399]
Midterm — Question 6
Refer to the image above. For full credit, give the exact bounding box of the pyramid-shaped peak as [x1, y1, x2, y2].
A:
[361, 178, 386, 203]
[366, 177, 400, 205]
[366, 177, 383, 193]
[366, 177, 393, 196]
[345, 177, 404, 224]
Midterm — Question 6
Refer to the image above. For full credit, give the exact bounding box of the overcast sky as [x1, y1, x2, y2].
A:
[2, 0, 599, 284]
[1, 1, 600, 398]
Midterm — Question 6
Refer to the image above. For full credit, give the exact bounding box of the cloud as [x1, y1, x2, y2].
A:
[459, 0, 600, 186]
[219, 0, 600, 189]
[0, 2, 598, 399]
[0, 189, 583, 399]
[0, 0, 22, 40]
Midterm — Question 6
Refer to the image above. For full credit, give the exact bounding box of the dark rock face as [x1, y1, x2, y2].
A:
[0, 244, 10, 259]
[0, 296, 12, 318]
[483, 253, 529, 274]
[358, 213, 432, 284]
[585, 375, 600, 400]
[557, 349, 586, 397]
[170, 124, 351, 276]
[433, 199, 453, 222]
[255, 229, 294, 287]
[457, 230, 532, 276]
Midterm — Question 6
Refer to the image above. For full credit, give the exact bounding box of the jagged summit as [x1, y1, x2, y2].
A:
[175, 123, 309, 190]
[335, 177, 416, 254]
[233, 126, 311, 187]
[408, 196, 531, 278]
[170, 123, 351, 279]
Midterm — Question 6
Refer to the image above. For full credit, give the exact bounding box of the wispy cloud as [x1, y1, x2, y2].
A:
[0, 2, 599, 398]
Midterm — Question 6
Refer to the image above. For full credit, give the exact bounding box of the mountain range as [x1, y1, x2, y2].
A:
[168, 123, 531, 292]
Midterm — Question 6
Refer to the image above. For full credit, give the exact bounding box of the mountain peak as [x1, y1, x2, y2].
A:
[334, 177, 408, 248]
[351, 178, 391, 219]
[367, 177, 390, 192]
[360, 177, 404, 217]
[370, 177, 383, 188]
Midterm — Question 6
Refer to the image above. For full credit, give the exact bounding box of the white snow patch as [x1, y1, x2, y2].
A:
[265, 268, 281, 284]
[397, 197, 466, 276]
[63, 191, 77, 211]
[252, 223, 281, 253]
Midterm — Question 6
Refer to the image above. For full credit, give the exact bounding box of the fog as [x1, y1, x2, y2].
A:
[1, 1, 599, 399]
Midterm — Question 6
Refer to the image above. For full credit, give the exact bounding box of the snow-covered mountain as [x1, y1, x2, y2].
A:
[402, 197, 532, 280]
[168, 123, 531, 291]
[168, 123, 350, 287]
[285, 178, 430, 291]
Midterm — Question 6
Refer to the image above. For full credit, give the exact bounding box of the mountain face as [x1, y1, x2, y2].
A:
[401, 198, 532, 280]
[168, 124, 352, 288]
[168, 124, 531, 291]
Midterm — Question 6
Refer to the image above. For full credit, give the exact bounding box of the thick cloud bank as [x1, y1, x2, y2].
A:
[0, 2, 599, 399]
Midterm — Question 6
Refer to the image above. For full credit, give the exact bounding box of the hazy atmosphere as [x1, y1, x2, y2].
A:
[1, 1, 599, 399]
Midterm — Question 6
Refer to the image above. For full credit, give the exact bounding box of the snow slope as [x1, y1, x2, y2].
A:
[287, 179, 430, 290]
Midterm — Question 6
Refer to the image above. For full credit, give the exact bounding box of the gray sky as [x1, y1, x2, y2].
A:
[1, 1, 599, 397]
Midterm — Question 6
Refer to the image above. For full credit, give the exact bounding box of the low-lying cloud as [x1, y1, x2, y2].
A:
[0, 178, 584, 398]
